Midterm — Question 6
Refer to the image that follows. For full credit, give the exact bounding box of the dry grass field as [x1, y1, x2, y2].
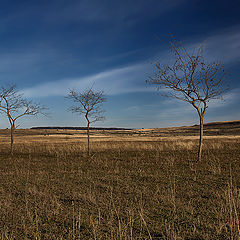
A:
[0, 121, 240, 239]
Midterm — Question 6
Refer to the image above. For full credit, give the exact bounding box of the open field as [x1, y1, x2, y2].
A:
[0, 121, 240, 239]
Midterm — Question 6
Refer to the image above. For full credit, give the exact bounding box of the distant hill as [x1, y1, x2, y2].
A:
[30, 120, 240, 136]
[202, 120, 240, 128]
[138, 120, 240, 136]
[31, 126, 132, 130]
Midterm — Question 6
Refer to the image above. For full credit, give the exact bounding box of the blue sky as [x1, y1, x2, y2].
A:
[0, 0, 239, 128]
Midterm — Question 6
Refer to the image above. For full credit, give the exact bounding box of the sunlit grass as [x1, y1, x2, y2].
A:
[0, 129, 239, 239]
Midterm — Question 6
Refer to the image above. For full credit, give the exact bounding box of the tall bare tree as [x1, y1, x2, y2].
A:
[0, 85, 46, 155]
[147, 38, 228, 162]
[67, 87, 106, 155]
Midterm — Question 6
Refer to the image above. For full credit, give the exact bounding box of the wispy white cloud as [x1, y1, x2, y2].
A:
[208, 88, 240, 108]
[120, 86, 240, 128]
[150, 24, 240, 66]
[157, 87, 240, 111]
[48, 0, 188, 24]
[20, 25, 240, 100]
[22, 62, 154, 98]
[204, 25, 240, 64]
[0, 53, 41, 73]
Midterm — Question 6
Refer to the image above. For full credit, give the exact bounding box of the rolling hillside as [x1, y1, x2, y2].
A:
[136, 120, 240, 137]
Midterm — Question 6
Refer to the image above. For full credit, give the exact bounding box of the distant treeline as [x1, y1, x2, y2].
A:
[31, 127, 132, 130]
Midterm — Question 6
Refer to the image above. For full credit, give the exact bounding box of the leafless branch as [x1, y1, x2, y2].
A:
[66, 87, 106, 124]
[147, 37, 229, 161]
[0, 84, 47, 155]
[66, 86, 106, 155]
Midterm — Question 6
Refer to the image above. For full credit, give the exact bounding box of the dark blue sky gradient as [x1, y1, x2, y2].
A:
[0, 0, 239, 128]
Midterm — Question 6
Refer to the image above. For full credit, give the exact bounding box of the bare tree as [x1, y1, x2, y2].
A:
[147, 38, 228, 162]
[67, 87, 106, 155]
[0, 85, 46, 155]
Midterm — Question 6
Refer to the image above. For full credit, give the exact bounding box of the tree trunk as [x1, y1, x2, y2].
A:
[87, 121, 90, 156]
[197, 116, 204, 162]
[10, 125, 15, 155]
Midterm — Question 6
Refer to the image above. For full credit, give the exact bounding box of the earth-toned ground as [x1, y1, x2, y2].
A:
[0, 120, 239, 239]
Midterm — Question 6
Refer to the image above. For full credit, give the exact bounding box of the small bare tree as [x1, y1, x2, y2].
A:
[0, 85, 46, 155]
[148, 38, 228, 162]
[67, 87, 106, 155]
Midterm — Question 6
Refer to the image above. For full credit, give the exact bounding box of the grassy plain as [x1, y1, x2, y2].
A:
[0, 122, 240, 239]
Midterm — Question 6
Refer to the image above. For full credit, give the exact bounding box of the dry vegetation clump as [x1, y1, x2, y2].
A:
[0, 134, 239, 239]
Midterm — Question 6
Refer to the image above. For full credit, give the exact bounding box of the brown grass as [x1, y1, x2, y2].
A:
[0, 129, 239, 239]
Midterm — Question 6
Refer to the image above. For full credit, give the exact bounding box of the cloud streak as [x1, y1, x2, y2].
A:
[204, 25, 240, 64]
[21, 25, 240, 101]
[22, 62, 154, 98]
[48, 0, 188, 24]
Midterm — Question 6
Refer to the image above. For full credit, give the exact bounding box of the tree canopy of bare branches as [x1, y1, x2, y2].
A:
[147, 38, 228, 162]
[66, 87, 106, 155]
[0, 84, 47, 155]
